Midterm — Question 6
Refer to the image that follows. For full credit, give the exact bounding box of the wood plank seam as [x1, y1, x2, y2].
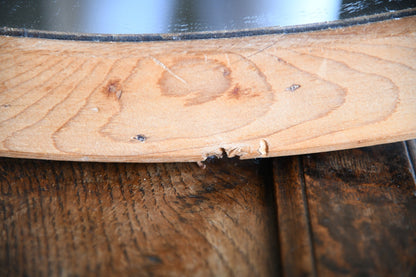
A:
[261, 158, 283, 277]
[272, 156, 316, 276]
[404, 140, 416, 184]
[298, 156, 318, 277]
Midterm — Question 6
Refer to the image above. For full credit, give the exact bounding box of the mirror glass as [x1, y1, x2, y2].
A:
[0, 0, 414, 34]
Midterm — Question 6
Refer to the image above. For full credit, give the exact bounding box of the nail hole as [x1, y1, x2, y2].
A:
[132, 134, 146, 142]
[286, 84, 301, 92]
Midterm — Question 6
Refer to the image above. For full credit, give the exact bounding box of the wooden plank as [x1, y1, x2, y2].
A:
[405, 140, 416, 180]
[1, 16, 415, 162]
[301, 143, 416, 276]
[0, 158, 279, 276]
[273, 156, 316, 277]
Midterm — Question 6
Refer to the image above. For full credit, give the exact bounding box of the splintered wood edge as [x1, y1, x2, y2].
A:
[0, 16, 415, 163]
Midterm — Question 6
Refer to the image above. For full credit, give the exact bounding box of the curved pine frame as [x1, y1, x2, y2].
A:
[0, 11, 415, 162]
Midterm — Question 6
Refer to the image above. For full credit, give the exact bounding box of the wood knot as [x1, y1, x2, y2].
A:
[229, 85, 241, 99]
[103, 79, 123, 99]
[228, 84, 260, 99]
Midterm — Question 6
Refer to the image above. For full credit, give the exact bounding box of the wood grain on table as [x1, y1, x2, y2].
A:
[1, 141, 415, 276]
[0, 157, 278, 276]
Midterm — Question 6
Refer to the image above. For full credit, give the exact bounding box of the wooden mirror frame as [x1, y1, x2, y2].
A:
[1, 9, 415, 162]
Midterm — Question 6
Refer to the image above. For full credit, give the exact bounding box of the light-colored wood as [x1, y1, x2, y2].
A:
[1, 17, 415, 162]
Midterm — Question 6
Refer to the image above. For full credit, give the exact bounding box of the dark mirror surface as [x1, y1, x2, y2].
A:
[0, 0, 415, 34]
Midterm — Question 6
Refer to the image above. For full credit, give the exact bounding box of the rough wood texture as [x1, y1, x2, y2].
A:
[2, 142, 416, 276]
[273, 142, 416, 276]
[273, 156, 316, 277]
[1, 16, 416, 162]
[305, 143, 416, 276]
[0, 158, 279, 276]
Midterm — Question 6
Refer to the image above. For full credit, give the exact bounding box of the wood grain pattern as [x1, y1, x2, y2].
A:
[2, 141, 416, 276]
[1, 16, 416, 162]
[0, 157, 279, 276]
[300, 143, 416, 276]
[273, 142, 416, 276]
[273, 156, 316, 277]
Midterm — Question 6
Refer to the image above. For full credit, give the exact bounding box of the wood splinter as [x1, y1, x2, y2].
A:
[258, 139, 269, 156]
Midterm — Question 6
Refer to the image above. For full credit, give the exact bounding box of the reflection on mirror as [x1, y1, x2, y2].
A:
[0, 0, 414, 34]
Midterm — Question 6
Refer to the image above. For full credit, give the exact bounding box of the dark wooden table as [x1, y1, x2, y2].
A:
[1, 141, 415, 276]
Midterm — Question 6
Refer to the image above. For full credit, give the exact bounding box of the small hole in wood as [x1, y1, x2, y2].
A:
[286, 84, 301, 92]
[132, 134, 147, 142]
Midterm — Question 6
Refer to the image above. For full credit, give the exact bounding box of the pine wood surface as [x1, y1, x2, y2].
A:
[1, 16, 416, 162]
[1, 141, 415, 276]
